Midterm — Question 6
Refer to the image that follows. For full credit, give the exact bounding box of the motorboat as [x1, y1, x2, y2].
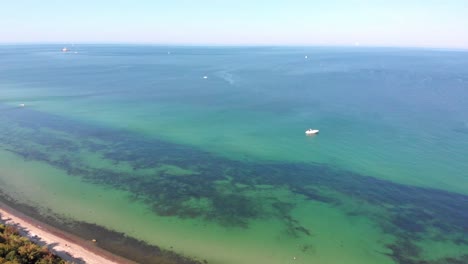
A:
[305, 129, 319, 135]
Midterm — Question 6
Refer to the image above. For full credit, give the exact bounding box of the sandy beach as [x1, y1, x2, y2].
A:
[0, 206, 125, 264]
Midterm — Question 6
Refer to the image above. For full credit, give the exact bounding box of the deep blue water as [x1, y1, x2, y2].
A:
[0, 45, 467, 264]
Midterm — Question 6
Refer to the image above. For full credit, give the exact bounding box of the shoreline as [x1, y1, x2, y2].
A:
[0, 204, 131, 264]
[0, 196, 205, 264]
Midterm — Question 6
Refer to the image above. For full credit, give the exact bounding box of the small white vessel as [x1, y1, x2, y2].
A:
[62, 47, 68, 52]
[305, 129, 319, 135]
[203, 76, 208, 79]
[19, 103, 25, 107]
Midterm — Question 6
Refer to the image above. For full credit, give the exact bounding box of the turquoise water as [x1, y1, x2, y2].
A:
[0, 45, 467, 263]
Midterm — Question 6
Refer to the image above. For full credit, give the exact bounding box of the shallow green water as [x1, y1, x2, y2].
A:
[0, 45, 467, 263]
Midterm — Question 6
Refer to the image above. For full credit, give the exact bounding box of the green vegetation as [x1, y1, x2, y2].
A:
[0, 223, 67, 264]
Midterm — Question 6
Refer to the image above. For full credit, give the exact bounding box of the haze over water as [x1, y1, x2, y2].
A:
[0, 45, 467, 263]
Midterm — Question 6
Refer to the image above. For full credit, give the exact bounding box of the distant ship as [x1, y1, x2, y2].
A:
[62, 47, 68, 52]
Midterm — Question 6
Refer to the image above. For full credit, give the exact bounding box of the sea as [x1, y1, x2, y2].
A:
[0, 44, 467, 264]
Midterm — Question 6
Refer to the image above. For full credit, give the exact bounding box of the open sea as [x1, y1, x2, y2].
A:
[0, 45, 467, 264]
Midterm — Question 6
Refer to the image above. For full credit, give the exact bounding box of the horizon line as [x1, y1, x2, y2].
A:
[0, 42, 467, 52]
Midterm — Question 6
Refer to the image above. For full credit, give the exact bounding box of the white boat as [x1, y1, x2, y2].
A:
[305, 129, 319, 135]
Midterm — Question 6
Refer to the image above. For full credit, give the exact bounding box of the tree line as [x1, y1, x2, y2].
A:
[0, 223, 67, 264]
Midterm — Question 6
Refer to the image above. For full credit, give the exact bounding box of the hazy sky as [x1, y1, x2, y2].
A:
[1, 0, 467, 48]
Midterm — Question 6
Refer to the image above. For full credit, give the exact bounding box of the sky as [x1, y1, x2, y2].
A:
[1, 0, 467, 48]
